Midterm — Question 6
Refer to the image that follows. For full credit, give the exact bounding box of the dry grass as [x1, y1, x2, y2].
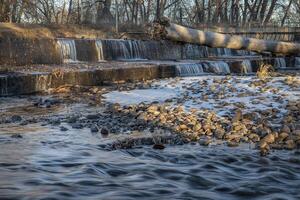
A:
[256, 64, 274, 80]
[0, 23, 116, 39]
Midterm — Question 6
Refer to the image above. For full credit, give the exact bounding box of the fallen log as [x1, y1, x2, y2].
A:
[149, 18, 300, 55]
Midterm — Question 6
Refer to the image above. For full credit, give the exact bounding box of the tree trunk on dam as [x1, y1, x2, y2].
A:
[149, 18, 300, 55]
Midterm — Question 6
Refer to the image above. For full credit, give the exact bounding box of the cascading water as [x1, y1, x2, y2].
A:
[0, 75, 8, 96]
[275, 58, 286, 68]
[207, 61, 231, 74]
[103, 39, 147, 60]
[175, 63, 204, 77]
[57, 39, 77, 62]
[241, 60, 253, 74]
[95, 40, 104, 61]
[295, 57, 300, 68]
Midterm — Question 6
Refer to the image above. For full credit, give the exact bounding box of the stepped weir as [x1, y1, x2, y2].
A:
[0, 37, 299, 96]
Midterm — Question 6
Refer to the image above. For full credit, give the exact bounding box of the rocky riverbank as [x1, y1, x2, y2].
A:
[1, 73, 299, 156]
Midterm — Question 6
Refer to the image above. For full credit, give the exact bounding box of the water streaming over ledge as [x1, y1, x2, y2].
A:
[295, 57, 300, 68]
[275, 58, 286, 68]
[241, 60, 253, 74]
[101, 39, 147, 60]
[57, 39, 77, 63]
[0, 75, 8, 96]
[95, 40, 105, 61]
[207, 61, 231, 74]
[176, 63, 204, 77]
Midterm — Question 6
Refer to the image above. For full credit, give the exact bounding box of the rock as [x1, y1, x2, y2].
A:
[285, 140, 296, 150]
[11, 134, 23, 138]
[278, 132, 289, 142]
[199, 136, 212, 146]
[11, 115, 22, 123]
[227, 141, 239, 147]
[232, 109, 243, 122]
[153, 144, 165, 150]
[248, 133, 260, 143]
[60, 126, 68, 132]
[72, 123, 83, 129]
[50, 118, 61, 126]
[261, 133, 275, 144]
[90, 125, 99, 133]
[101, 127, 110, 136]
[260, 143, 270, 156]
[281, 125, 291, 134]
[86, 114, 100, 120]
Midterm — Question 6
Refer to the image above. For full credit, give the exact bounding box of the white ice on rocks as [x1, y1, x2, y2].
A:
[104, 76, 300, 117]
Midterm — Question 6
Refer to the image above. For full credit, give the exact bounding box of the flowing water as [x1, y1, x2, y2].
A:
[295, 57, 300, 68]
[102, 39, 147, 60]
[95, 40, 105, 61]
[241, 60, 253, 74]
[0, 75, 8, 96]
[275, 58, 287, 68]
[0, 123, 300, 200]
[1, 75, 300, 199]
[175, 63, 204, 77]
[57, 39, 77, 63]
[207, 61, 231, 74]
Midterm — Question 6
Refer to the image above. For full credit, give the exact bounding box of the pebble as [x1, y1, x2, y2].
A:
[153, 144, 165, 150]
[90, 125, 99, 133]
[60, 126, 68, 132]
[101, 127, 110, 136]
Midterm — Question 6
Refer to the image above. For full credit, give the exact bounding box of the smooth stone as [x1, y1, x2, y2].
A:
[153, 144, 165, 150]
[90, 125, 99, 133]
[72, 123, 84, 129]
[60, 126, 68, 132]
[11, 115, 22, 123]
[101, 127, 110, 136]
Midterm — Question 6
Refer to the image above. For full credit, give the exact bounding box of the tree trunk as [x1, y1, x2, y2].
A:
[150, 19, 300, 55]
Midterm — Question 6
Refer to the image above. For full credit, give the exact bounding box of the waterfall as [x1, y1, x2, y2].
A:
[175, 63, 204, 77]
[241, 60, 253, 73]
[0, 75, 8, 96]
[103, 39, 147, 60]
[95, 40, 104, 61]
[57, 39, 77, 62]
[295, 57, 300, 67]
[184, 44, 209, 59]
[207, 61, 231, 74]
[275, 58, 286, 68]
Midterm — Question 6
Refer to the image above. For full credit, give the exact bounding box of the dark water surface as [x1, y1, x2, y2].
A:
[0, 124, 300, 200]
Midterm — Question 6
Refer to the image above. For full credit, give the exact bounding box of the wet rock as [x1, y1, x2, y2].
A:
[199, 136, 212, 146]
[285, 140, 296, 150]
[86, 114, 101, 120]
[227, 141, 239, 147]
[278, 132, 289, 142]
[261, 133, 276, 144]
[101, 127, 110, 136]
[72, 123, 83, 129]
[11, 115, 22, 123]
[90, 125, 99, 133]
[50, 118, 61, 126]
[153, 144, 165, 150]
[232, 109, 243, 123]
[11, 134, 23, 138]
[60, 126, 68, 132]
[248, 133, 260, 143]
[281, 125, 291, 134]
